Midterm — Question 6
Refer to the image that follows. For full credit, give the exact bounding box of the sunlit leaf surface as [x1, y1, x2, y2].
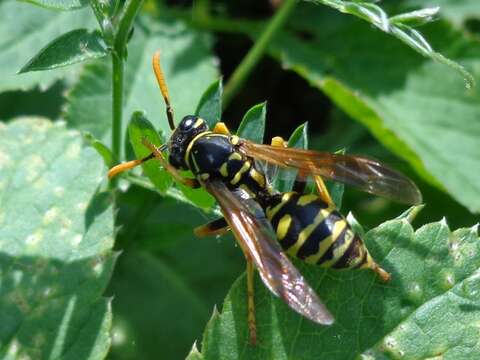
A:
[0, 118, 114, 359]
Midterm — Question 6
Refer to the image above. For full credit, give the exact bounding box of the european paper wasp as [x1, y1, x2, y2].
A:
[109, 51, 422, 345]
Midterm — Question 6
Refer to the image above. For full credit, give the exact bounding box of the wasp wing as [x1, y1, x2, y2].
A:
[240, 141, 422, 205]
[203, 179, 334, 325]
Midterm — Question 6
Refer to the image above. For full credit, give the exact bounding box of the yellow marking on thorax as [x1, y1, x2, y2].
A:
[276, 214, 292, 240]
[199, 173, 210, 180]
[287, 208, 333, 257]
[297, 194, 318, 206]
[265, 192, 294, 220]
[230, 161, 251, 185]
[184, 131, 212, 165]
[193, 118, 205, 128]
[249, 168, 266, 187]
[220, 162, 229, 177]
[228, 152, 242, 161]
[304, 219, 351, 265]
[230, 135, 240, 145]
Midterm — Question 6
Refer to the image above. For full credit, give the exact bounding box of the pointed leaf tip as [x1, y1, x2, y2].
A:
[19, 29, 108, 74]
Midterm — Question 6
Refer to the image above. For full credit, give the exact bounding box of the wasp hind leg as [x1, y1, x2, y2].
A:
[312, 175, 334, 207]
[194, 218, 229, 237]
[246, 256, 257, 345]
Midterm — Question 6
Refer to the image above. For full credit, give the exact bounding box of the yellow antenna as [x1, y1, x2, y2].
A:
[153, 50, 175, 130]
[108, 153, 155, 179]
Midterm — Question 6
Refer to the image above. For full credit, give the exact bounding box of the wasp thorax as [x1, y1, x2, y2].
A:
[169, 115, 209, 169]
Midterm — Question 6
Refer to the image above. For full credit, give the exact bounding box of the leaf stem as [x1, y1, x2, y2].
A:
[222, 0, 297, 108]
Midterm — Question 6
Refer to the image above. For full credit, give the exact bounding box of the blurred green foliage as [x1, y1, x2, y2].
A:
[1, 0, 480, 359]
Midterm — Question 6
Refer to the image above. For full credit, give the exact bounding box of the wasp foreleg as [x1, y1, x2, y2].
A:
[142, 138, 201, 188]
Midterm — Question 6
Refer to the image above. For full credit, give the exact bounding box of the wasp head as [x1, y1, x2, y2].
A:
[168, 115, 208, 169]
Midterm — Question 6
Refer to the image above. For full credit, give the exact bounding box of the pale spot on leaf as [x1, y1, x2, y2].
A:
[43, 207, 59, 225]
[54, 186, 65, 197]
[71, 234, 82, 246]
[26, 154, 45, 182]
[66, 141, 81, 158]
[0, 150, 11, 166]
[25, 230, 43, 246]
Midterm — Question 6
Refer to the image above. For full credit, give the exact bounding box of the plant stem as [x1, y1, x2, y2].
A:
[111, 53, 123, 165]
[222, 0, 297, 108]
[111, 0, 145, 167]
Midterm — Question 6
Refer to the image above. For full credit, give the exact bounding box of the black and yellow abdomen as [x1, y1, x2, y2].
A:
[265, 192, 373, 270]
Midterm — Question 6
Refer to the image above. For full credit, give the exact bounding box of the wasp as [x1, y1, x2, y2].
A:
[109, 51, 422, 345]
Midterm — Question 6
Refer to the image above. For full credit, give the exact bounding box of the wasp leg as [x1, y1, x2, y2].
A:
[246, 256, 257, 346]
[313, 175, 334, 206]
[194, 218, 230, 237]
[142, 138, 201, 188]
[212, 122, 231, 135]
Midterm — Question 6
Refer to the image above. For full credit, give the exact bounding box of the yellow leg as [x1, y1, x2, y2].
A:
[212, 122, 231, 135]
[313, 175, 334, 206]
[246, 256, 257, 346]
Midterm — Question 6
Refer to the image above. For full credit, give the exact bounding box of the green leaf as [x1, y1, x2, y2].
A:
[177, 181, 216, 210]
[406, 0, 480, 27]
[389, 7, 440, 27]
[236, 102, 266, 143]
[0, 118, 114, 359]
[306, 0, 474, 87]
[186, 342, 204, 360]
[19, 29, 108, 73]
[274, 122, 308, 193]
[128, 111, 173, 193]
[109, 190, 244, 359]
[288, 122, 308, 149]
[0, 0, 96, 92]
[195, 79, 223, 128]
[195, 216, 480, 359]
[21, 0, 89, 11]
[64, 15, 218, 151]
[265, 4, 480, 213]
[84, 131, 114, 167]
[328, 148, 345, 210]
